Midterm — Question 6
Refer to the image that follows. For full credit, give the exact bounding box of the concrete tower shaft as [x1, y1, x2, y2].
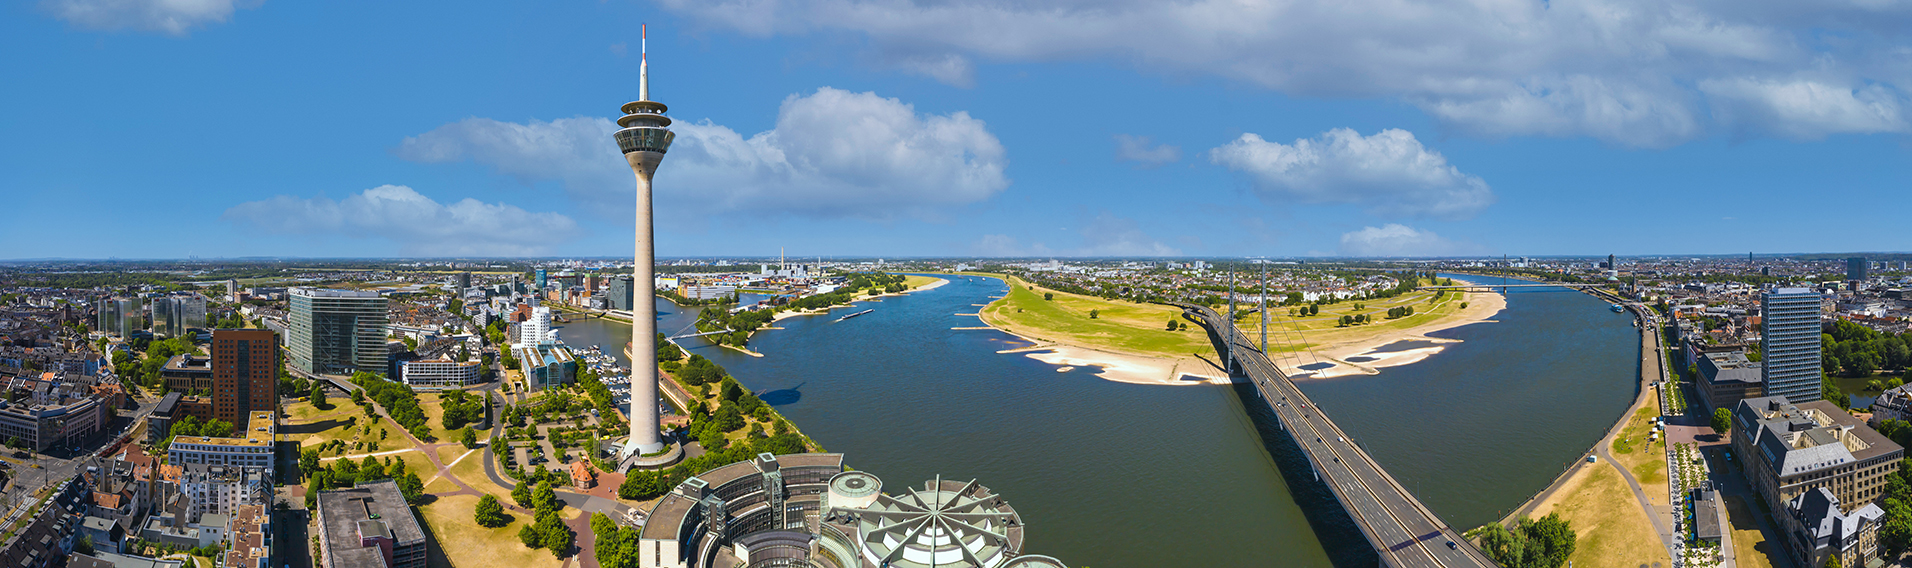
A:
[617, 25, 671, 458]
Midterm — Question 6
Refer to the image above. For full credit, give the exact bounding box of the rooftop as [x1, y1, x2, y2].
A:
[318, 480, 425, 568]
[1738, 396, 1903, 477]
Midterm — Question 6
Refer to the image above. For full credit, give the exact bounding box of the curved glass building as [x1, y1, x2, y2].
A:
[636, 453, 1068, 568]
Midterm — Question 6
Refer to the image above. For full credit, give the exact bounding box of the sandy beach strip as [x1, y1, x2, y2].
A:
[976, 276, 1507, 387]
[1267, 281, 1508, 380]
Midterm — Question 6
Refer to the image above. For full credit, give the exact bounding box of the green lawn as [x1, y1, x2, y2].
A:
[980, 275, 1215, 359]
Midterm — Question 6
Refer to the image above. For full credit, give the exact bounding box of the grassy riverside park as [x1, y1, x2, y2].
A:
[977, 273, 1484, 361]
[1528, 463, 1670, 567]
[979, 274, 1218, 359]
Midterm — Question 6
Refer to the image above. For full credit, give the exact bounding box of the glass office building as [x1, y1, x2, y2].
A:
[1762, 287, 1824, 402]
[288, 288, 388, 376]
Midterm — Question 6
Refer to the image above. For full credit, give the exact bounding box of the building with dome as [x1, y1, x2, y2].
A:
[636, 453, 1067, 568]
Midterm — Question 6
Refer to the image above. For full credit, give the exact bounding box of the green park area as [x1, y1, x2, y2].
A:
[978, 273, 1478, 360]
[417, 492, 571, 568]
[979, 275, 1215, 359]
[1526, 465, 1670, 568]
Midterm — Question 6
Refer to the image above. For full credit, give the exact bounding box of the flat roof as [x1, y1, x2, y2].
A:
[292, 287, 383, 299]
[318, 480, 425, 554]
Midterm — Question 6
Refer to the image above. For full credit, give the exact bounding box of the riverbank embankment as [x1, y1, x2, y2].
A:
[976, 273, 1507, 386]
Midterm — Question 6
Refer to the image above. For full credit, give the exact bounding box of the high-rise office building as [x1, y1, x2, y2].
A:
[615, 25, 674, 459]
[99, 298, 143, 338]
[534, 269, 548, 291]
[152, 295, 208, 338]
[226, 279, 239, 301]
[1847, 257, 1869, 281]
[287, 288, 388, 376]
[1762, 288, 1824, 403]
[606, 275, 635, 311]
[211, 329, 277, 425]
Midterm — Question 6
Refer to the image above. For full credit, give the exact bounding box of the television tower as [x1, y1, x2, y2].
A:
[617, 25, 674, 459]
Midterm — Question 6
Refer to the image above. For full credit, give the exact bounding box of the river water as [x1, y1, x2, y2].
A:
[554, 273, 1637, 567]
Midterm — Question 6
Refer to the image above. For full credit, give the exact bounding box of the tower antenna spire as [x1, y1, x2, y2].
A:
[640, 24, 649, 102]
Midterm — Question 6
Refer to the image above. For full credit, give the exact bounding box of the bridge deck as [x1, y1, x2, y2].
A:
[1177, 303, 1500, 568]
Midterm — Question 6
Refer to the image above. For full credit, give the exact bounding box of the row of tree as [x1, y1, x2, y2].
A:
[352, 372, 434, 441]
[508, 481, 575, 558]
[299, 453, 424, 509]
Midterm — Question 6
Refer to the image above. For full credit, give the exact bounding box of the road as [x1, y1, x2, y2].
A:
[1177, 302, 1499, 568]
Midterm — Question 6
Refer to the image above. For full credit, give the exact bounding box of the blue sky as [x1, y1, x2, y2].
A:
[5, 0, 1911, 259]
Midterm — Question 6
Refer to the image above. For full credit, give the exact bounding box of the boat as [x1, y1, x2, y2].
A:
[835, 309, 875, 322]
[1610, 304, 1626, 313]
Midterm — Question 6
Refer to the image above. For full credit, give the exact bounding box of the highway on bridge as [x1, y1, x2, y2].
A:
[1175, 302, 1500, 568]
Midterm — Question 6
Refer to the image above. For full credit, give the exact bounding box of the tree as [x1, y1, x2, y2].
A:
[296, 449, 324, 478]
[536, 511, 572, 558]
[1166, 318, 1179, 331]
[1826, 554, 1842, 568]
[396, 472, 425, 504]
[1477, 523, 1525, 566]
[511, 480, 533, 508]
[1087, 309, 1099, 319]
[474, 494, 507, 528]
[460, 427, 478, 449]
[1519, 513, 1576, 568]
[518, 524, 543, 548]
[533, 481, 558, 514]
[1043, 292, 1053, 301]
[713, 405, 745, 432]
[309, 383, 329, 409]
[1711, 407, 1732, 435]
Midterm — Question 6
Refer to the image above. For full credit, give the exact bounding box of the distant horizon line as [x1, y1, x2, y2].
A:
[4, 252, 1909, 263]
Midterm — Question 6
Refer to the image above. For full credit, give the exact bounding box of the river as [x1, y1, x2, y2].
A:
[553, 273, 1638, 567]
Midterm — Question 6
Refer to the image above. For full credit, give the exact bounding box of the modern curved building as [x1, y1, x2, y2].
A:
[637, 453, 1067, 568]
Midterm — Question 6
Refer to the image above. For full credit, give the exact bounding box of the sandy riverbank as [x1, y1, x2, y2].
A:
[770, 276, 949, 322]
[1269, 282, 1508, 380]
[995, 331, 1230, 386]
[982, 276, 1507, 386]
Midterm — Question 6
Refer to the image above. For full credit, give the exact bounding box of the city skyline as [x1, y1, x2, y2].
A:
[6, 1, 1912, 260]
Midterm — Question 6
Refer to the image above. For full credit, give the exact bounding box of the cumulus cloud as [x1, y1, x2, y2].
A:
[397, 87, 1008, 220]
[1338, 224, 1477, 257]
[655, 0, 1912, 146]
[1210, 128, 1493, 219]
[1699, 78, 1910, 140]
[222, 185, 581, 256]
[42, 0, 256, 36]
[1113, 134, 1180, 168]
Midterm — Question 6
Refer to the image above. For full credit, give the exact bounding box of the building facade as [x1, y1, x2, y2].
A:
[289, 288, 388, 376]
[211, 329, 277, 424]
[1733, 396, 1901, 525]
[608, 275, 635, 311]
[398, 358, 482, 390]
[317, 480, 427, 568]
[1695, 346, 1764, 412]
[1762, 288, 1823, 403]
[1783, 487, 1883, 568]
[167, 411, 275, 477]
[160, 355, 214, 394]
[513, 344, 575, 390]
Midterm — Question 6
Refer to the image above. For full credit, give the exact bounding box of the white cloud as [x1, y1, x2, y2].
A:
[655, 0, 1912, 146]
[42, 0, 255, 36]
[397, 87, 1008, 221]
[222, 185, 581, 256]
[1113, 134, 1180, 168]
[1338, 224, 1477, 257]
[1210, 128, 1493, 219]
[1699, 78, 1910, 139]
